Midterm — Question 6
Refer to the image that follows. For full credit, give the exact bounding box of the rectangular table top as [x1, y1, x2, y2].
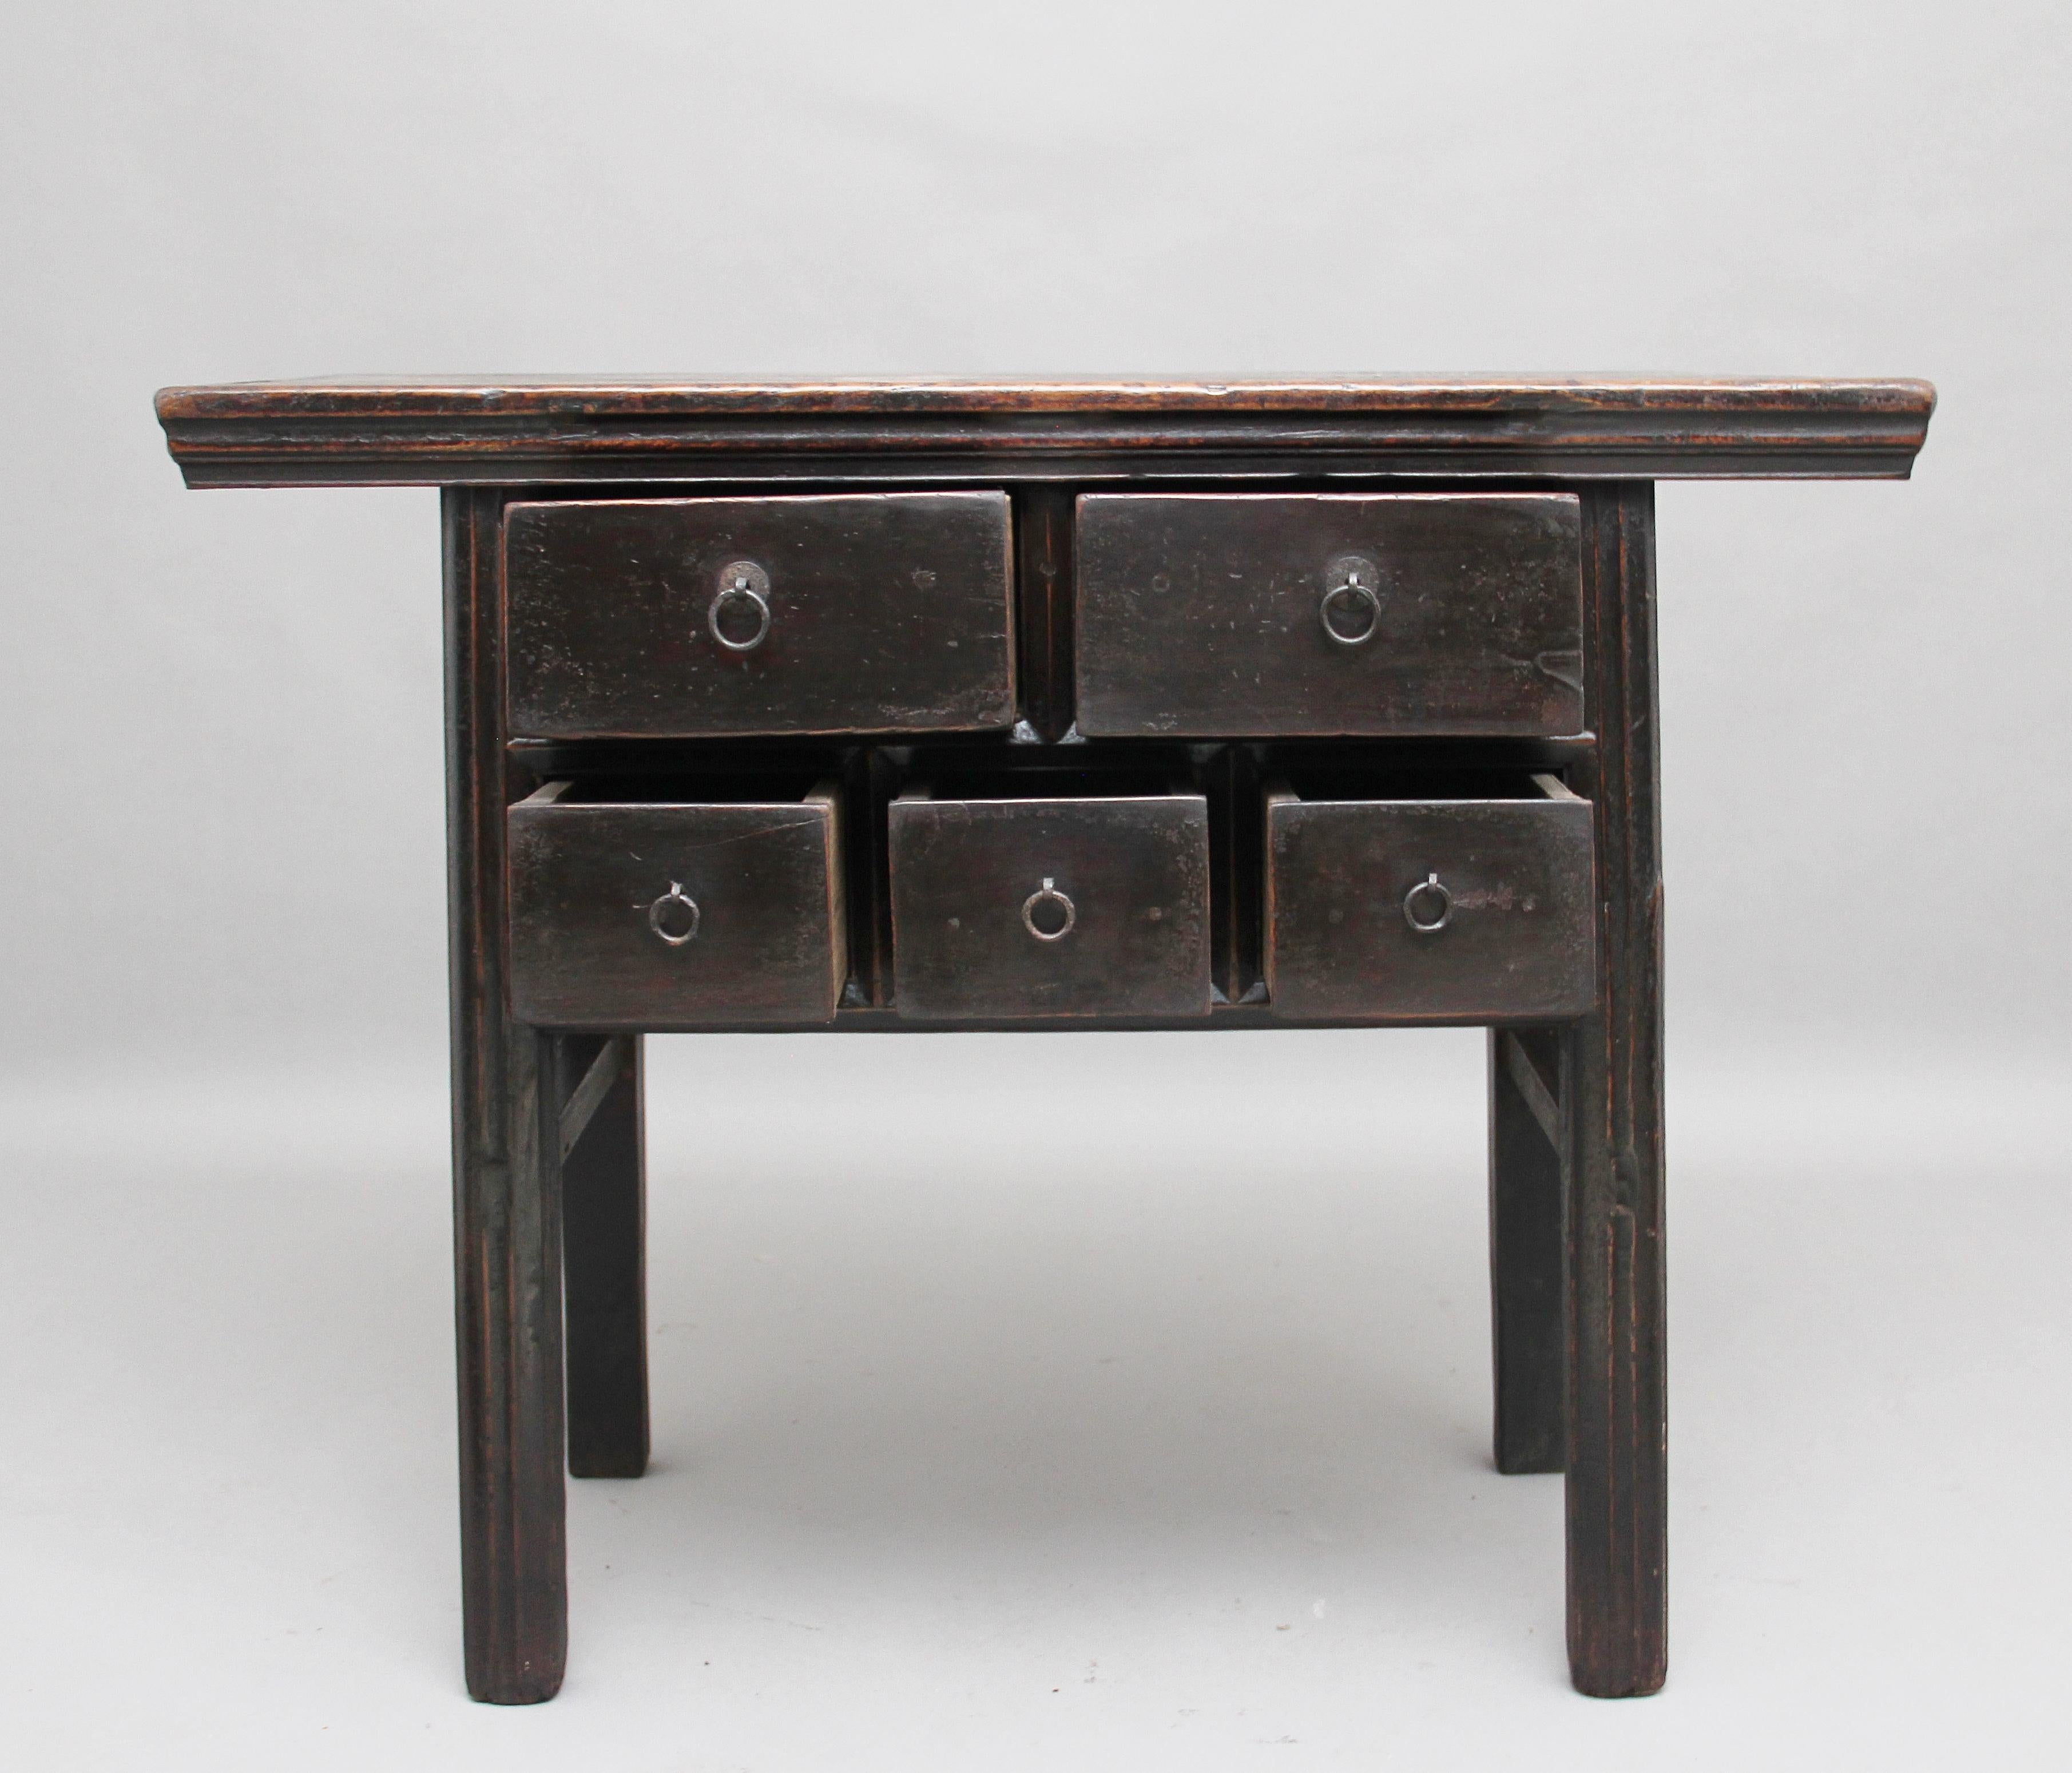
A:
[156, 374, 1934, 488]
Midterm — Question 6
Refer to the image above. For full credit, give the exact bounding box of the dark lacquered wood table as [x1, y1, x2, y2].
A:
[156, 375, 1934, 1702]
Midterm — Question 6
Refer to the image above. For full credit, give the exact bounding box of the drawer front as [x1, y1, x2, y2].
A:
[1265, 786, 1595, 1021]
[889, 795, 1211, 1019]
[507, 787, 845, 1025]
[505, 492, 1014, 739]
[1075, 493, 1583, 737]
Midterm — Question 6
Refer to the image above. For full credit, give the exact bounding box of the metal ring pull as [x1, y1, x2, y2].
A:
[1402, 871, 1454, 934]
[648, 881, 701, 946]
[709, 560, 772, 653]
[1021, 876, 1077, 942]
[1319, 564, 1382, 646]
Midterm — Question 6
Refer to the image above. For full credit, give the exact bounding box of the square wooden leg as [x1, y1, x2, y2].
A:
[1561, 483, 1667, 1699]
[450, 1022, 567, 1703]
[559, 1034, 650, 1480]
[447, 487, 568, 1704]
[1488, 1028, 1566, 1475]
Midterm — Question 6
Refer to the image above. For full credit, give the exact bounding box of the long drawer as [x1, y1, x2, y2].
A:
[504, 492, 1015, 739]
[507, 779, 846, 1026]
[1264, 770, 1596, 1021]
[1075, 493, 1584, 737]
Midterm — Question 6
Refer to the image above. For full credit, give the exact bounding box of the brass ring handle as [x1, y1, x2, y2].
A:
[648, 882, 701, 946]
[1402, 871, 1453, 935]
[709, 561, 772, 653]
[1021, 876, 1077, 942]
[1319, 569, 1382, 646]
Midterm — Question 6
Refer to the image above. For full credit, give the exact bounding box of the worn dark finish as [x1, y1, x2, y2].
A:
[156, 375, 1936, 486]
[444, 486, 567, 1704]
[504, 493, 1014, 738]
[1489, 1028, 1566, 1474]
[507, 779, 846, 1026]
[1263, 772, 1595, 1021]
[558, 1033, 649, 1481]
[1561, 484, 1668, 1697]
[161, 372, 1932, 1707]
[888, 783, 1211, 1019]
[1078, 494, 1584, 738]
[526, 1002, 1585, 1036]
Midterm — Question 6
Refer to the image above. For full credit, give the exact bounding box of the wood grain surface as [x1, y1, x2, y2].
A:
[1561, 483, 1669, 1697]
[504, 493, 1014, 739]
[1077, 493, 1584, 738]
[156, 375, 1935, 485]
[507, 781, 846, 1026]
[443, 487, 567, 1704]
[888, 786, 1211, 1018]
[1263, 773, 1596, 1021]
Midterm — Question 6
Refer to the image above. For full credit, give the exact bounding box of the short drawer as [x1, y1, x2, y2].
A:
[507, 779, 846, 1026]
[505, 492, 1014, 739]
[1264, 771, 1595, 1021]
[888, 776, 1211, 1020]
[1075, 493, 1583, 737]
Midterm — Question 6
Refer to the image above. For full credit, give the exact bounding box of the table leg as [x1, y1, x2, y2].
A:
[447, 487, 568, 1704]
[561, 1034, 650, 1479]
[1488, 1029, 1566, 1475]
[1562, 483, 1667, 1697]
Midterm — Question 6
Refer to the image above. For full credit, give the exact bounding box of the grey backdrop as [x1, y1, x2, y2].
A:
[5, 5, 2068, 1769]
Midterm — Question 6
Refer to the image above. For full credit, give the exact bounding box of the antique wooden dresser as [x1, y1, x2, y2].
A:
[155, 374, 1934, 1701]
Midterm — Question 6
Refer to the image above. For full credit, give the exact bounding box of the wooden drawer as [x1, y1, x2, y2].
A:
[504, 492, 1014, 739]
[1075, 493, 1583, 737]
[1264, 771, 1595, 1021]
[507, 779, 846, 1026]
[888, 776, 1211, 1020]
